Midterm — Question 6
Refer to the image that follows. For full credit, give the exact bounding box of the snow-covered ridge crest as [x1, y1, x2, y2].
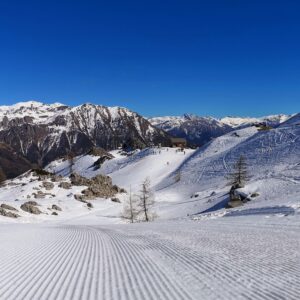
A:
[0, 100, 68, 125]
[0, 100, 65, 110]
[220, 114, 292, 128]
[0, 100, 147, 128]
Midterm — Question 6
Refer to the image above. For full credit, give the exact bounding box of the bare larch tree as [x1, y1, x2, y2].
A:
[138, 178, 155, 222]
[122, 186, 139, 223]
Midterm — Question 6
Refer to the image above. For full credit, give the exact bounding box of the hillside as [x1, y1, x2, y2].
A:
[42, 122, 300, 221]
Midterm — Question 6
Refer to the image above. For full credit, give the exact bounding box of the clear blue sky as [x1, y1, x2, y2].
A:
[0, 0, 299, 117]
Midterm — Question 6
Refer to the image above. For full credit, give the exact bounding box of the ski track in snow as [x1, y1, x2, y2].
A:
[0, 219, 299, 300]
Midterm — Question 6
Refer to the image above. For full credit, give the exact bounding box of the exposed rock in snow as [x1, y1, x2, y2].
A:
[42, 181, 54, 190]
[58, 181, 72, 189]
[20, 202, 42, 214]
[71, 173, 124, 201]
[0, 207, 20, 218]
[51, 204, 62, 211]
[0, 204, 18, 211]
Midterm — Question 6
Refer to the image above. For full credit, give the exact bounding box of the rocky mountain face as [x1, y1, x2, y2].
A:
[149, 114, 233, 146]
[0, 143, 33, 179]
[0, 101, 171, 173]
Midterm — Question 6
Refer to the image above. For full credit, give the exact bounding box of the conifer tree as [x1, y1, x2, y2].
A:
[227, 155, 249, 188]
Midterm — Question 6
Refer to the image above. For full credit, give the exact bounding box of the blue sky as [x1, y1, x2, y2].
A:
[0, 0, 299, 117]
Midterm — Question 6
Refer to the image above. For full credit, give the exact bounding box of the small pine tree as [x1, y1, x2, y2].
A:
[138, 178, 156, 222]
[67, 151, 75, 175]
[174, 170, 181, 183]
[227, 155, 249, 188]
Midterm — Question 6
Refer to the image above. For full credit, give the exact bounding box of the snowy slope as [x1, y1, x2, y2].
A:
[279, 112, 300, 127]
[220, 114, 291, 128]
[47, 148, 195, 192]
[2, 110, 300, 223]
[157, 124, 300, 219]
[0, 171, 125, 224]
[44, 122, 300, 221]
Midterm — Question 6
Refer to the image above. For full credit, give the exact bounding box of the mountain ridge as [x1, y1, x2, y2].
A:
[0, 100, 295, 179]
[0, 101, 171, 178]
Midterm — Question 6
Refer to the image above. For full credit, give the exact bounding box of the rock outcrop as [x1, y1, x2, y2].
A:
[52, 204, 62, 211]
[0, 203, 18, 211]
[20, 202, 42, 214]
[42, 181, 54, 190]
[58, 181, 72, 189]
[226, 186, 251, 209]
[71, 173, 125, 201]
[0, 207, 20, 218]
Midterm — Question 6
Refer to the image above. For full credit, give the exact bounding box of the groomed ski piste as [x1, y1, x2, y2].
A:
[1, 117, 300, 299]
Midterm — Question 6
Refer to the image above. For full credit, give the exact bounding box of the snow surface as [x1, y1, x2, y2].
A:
[0, 216, 299, 300]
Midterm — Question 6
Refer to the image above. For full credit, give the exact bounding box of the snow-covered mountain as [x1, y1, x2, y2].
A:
[149, 114, 232, 146]
[278, 112, 300, 127]
[0, 100, 295, 180]
[220, 114, 291, 128]
[0, 101, 171, 176]
[149, 113, 292, 146]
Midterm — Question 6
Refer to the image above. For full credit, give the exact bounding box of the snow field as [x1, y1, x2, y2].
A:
[0, 216, 299, 300]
